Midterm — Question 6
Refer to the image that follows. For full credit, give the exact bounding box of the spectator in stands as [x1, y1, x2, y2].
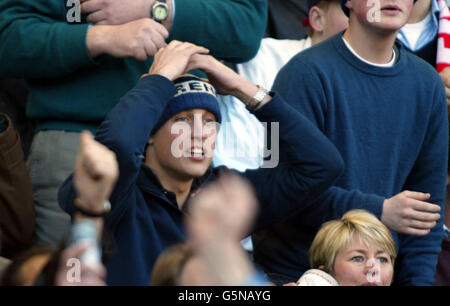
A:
[59, 40, 344, 285]
[306, 210, 396, 286]
[253, 0, 448, 286]
[213, 0, 348, 254]
[0, 0, 267, 247]
[284, 210, 396, 286]
[0, 113, 34, 259]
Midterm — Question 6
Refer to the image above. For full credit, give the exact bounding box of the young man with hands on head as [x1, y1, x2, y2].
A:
[0, 0, 267, 247]
[59, 40, 344, 285]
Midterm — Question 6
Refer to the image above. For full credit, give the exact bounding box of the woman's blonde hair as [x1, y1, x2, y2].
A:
[309, 210, 396, 275]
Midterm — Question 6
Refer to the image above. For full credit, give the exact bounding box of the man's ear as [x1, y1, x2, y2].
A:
[148, 137, 155, 146]
[309, 6, 325, 33]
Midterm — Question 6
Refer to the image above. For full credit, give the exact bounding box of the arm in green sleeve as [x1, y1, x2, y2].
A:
[0, 0, 97, 78]
[170, 0, 267, 63]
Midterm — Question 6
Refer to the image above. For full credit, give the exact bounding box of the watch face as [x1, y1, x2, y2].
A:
[153, 5, 168, 20]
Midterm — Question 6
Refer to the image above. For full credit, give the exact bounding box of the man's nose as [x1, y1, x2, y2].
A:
[191, 116, 204, 140]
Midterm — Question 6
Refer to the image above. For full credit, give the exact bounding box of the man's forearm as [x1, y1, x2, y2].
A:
[86, 25, 108, 59]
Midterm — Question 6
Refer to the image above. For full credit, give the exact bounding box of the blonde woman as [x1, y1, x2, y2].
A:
[289, 210, 396, 286]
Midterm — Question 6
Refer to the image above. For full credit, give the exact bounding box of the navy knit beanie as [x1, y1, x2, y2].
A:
[152, 74, 222, 134]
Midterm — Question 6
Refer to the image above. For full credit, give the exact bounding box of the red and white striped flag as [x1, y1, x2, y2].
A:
[437, 0, 450, 72]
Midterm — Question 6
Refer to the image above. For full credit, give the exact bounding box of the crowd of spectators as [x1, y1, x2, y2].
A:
[0, 0, 449, 287]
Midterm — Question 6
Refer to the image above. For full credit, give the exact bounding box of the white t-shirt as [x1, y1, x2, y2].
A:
[342, 37, 396, 67]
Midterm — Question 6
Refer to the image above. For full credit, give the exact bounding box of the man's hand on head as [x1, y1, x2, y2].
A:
[186, 54, 272, 106]
[86, 18, 168, 60]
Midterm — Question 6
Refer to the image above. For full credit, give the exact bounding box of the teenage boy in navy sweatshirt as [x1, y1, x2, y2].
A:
[253, 0, 448, 286]
[58, 41, 344, 285]
[0, 0, 268, 247]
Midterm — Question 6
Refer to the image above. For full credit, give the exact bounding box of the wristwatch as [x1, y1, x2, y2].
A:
[151, 0, 169, 23]
[74, 197, 111, 218]
[246, 85, 270, 111]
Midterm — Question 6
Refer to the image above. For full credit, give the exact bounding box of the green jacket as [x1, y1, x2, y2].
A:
[0, 0, 267, 133]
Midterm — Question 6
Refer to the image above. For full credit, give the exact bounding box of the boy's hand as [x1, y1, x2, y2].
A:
[186, 54, 271, 106]
[149, 41, 209, 81]
[185, 54, 243, 96]
[74, 131, 118, 213]
[382, 191, 441, 236]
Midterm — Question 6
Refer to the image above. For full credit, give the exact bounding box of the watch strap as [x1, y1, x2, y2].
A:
[74, 198, 111, 218]
[246, 85, 270, 111]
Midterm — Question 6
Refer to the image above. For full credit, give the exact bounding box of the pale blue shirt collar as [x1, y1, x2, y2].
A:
[397, 0, 441, 51]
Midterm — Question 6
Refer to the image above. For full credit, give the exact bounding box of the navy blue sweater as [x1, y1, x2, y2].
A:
[253, 33, 448, 286]
[59, 75, 343, 285]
